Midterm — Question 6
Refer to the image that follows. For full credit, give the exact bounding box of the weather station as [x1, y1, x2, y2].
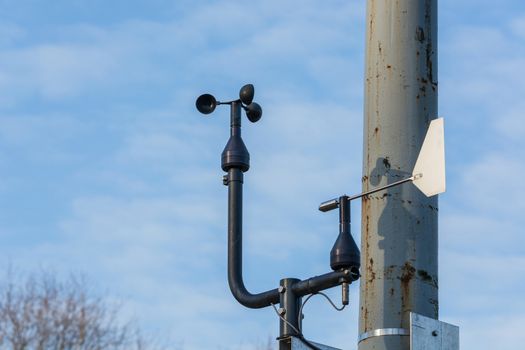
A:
[195, 1, 459, 349]
[195, 83, 458, 349]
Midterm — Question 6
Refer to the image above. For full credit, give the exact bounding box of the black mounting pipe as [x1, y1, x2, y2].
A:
[224, 102, 280, 308]
[223, 102, 358, 309]
[279, 278, 302, 339]
[292, 269, 355, 297]
[227, 167, 280, 308]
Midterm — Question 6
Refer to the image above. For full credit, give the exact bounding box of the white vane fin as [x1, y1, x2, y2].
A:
[412, 118, 446, 197]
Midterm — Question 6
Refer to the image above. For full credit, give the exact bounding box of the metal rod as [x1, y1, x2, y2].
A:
[319, 176, 417, 212]
[348, 176, 415, 201]
[342, 282, 349, 306]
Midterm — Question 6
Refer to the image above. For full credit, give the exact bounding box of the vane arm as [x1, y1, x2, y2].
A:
[348, 174, 420, 200]
[319, 174, 422, 212]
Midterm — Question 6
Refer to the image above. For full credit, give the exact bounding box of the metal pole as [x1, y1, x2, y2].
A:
[359, 1, 438, 350]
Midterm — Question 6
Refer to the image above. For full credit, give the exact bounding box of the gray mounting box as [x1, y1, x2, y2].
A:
[410, 313, 459, 350]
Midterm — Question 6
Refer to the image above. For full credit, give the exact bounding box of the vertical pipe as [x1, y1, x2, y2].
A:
[226, 167, 280, 308]
[278, 278, 301, 350]
[359, 1, 438, 350]
[224, 103, 280, 309]
[339, 196, 351, 235]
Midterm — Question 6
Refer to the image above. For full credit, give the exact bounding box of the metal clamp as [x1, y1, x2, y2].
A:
[358, 328, 410, 343]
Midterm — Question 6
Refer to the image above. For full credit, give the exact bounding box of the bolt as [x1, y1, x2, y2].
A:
[222, 175, 229, 186]
[432, 330, 438, 337]
[278, 286, 286, 294]
[277, 308, 286, 316]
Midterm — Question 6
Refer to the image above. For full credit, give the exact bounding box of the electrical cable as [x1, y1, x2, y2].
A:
[270, 303, 301, 335]
[317, 291, 346, 311]
[298, 292, 346, 333]
[270, 303, 321, 350]
[270, 291, 346, 350]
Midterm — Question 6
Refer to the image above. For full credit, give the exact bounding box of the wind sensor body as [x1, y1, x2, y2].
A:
[196, 85, 446, 350]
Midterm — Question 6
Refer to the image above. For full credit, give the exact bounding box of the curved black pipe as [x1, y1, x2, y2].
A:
[227, 169, 356, 308]
[227, 168, 280, 308]
[222, 101, 356, 310]
[223, 102, 280, 309]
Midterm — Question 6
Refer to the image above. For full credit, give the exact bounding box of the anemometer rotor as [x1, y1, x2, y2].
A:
[196, 84, 263, 122]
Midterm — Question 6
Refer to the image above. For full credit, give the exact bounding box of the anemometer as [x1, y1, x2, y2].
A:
[196, 84, 446, 350]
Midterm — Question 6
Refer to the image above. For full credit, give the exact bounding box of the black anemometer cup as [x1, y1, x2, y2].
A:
[195, 93, 217, 114]
[239, 84, 255, 105]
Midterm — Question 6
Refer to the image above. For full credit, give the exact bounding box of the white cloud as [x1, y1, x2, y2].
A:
[0, 1, 365, 107]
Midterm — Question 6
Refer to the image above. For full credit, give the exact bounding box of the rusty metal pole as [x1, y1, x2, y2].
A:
[359, 1, 438, 350]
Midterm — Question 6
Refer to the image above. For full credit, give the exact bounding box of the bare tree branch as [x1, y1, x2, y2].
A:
[0, 269, 166, 350]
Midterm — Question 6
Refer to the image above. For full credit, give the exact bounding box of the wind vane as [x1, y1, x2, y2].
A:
[319, 118, 446, 213]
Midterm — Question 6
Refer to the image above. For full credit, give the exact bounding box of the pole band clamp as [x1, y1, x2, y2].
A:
[358, 328, 409, 343]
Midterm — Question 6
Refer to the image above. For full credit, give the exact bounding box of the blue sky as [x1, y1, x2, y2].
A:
[0, 0, 524, 349]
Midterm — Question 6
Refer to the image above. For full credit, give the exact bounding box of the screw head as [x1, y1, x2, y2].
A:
[277, 307, 286, 316]
[278, 286, 286, 294]
[432, 330, 438, 337]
